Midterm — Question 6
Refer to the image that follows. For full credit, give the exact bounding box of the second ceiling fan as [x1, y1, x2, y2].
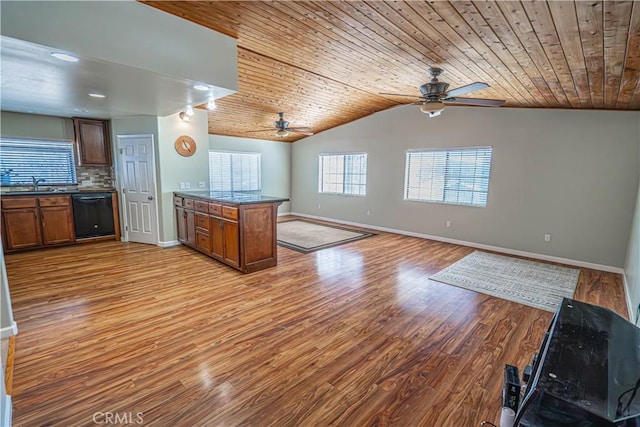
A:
[381, 67, 505, 117]
[246, 112, 313, 138]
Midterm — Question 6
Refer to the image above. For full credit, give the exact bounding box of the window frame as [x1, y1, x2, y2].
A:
[0, 137, 78, 187]
[208, 150, 262, 193]
[318, 152, 368, 197]
[403, 146, 493, 208]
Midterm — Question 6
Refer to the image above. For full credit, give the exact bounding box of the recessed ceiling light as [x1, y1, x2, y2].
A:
[88, 92, 106, 98]
[193, 84, 210, 91]
[51, 52, 78, 62]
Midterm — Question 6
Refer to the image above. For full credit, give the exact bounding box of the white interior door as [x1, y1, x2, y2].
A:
[118, 134, 159, 245]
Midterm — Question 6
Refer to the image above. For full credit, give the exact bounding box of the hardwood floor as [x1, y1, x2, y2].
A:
[5, 221, 628, 426]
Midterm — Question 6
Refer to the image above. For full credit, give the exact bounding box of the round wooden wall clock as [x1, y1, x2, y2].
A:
[175, 135, 197, 157]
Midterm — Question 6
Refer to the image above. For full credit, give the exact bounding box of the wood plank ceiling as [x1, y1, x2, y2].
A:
[145, 1, 640, 142]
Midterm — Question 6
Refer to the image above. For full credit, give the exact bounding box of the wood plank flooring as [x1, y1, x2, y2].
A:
[5, 221, 628, 426]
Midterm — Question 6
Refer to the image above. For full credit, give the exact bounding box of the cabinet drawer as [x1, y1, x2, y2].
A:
[196, 230, 211, 253]
[39, 196, 70, 207]
[174, 196, 183, 207]
[222, 206, 238, 220]
[195, 200, 208, 213]
[208, 203, 222, 216]
[1, 197, 37, 209]
[184, 198, 194, 209]
[195, 212, 210, 231]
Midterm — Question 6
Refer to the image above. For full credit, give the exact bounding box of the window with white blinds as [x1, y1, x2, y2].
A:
[209, 151, 261, 192]
[0, 138, 77, 186]
[404, 147, 492, 207]
[318, 153, 367, 196]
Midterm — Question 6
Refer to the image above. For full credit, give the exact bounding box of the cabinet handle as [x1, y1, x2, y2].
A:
[183, 212, 187, 218]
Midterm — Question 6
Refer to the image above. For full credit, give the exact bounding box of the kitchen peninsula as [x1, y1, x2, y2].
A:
[174, 191, 288, 273]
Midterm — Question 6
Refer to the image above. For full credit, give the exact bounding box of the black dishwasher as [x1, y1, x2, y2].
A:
[72, 193, 115, 239]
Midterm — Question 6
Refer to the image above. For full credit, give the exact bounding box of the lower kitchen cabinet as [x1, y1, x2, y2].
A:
[2, 207, 41, 250]
[1, 195, 75, 251]
[174, 193, 285, 273]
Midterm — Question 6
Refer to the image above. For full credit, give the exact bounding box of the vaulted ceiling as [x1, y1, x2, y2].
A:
[146, 1, 640, 142]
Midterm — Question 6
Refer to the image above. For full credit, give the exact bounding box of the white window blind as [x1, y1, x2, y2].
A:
[404, 147, 492, 207]
[0, 138, 77, 186]
[318, 153, 367, 196]
[209, 151, 261, 192]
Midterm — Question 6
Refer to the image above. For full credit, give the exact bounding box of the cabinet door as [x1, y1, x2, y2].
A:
[210, 217, 224, 261]
[41, 206, 75, 245]
[2, 209, 41, 249]
[223, 220, 240, 268]
[176, 207, 187, 243]
[73, 118, 111, 166]
[186, 209, 196, 247]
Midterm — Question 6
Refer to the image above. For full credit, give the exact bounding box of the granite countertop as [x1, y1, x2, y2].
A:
[174, 191, 289, 205]
[1, 188, 116, 196]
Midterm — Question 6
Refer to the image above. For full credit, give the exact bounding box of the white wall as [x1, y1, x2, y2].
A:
[209, 135, 292, 213]
[292, 106, 640, 269]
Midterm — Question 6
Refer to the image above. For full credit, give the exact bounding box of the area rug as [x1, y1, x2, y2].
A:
[430, 251, 580, 312]
[277, 220, 375, 253]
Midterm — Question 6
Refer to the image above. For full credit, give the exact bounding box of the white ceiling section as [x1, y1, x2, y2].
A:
[0, 1, 238, 119]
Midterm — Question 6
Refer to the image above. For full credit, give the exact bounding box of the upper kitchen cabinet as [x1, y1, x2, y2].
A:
[73, 118, 112, 166]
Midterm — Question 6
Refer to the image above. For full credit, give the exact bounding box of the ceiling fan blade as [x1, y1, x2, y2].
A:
[288, 127, 312, 131]
[444, 82, 490, 98]
[291, 130, 314, 136]
[444, 97, 505, 106]
[379, 92, 425, 99]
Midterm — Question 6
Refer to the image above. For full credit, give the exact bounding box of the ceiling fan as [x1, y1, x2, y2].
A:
[380, 67, 505, 117]
[246, 112, 314, 138]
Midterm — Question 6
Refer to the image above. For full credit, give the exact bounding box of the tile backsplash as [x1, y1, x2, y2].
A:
[76, 166, 115, 189]
[0, 165, 114, 192]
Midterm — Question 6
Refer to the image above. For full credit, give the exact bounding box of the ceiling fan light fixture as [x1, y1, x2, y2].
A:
[275, 129, 290, 138]
[420, 102, 445, 115]
[179, 111, 190, 122]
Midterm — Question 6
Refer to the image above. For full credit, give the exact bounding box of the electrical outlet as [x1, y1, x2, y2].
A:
[446, 220, 451, 228]
[544, 234, 551, 242]
[317, 204, 321, 209]
[366, 210, 371, 216]
[185, 182, 191, 189]
[179, 182, 185, 190]
[198, 181, 206, 188]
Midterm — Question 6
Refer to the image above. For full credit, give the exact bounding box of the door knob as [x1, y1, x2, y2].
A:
[147, 196, 154, 200]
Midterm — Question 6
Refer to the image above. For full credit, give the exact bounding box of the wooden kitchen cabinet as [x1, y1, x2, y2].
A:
[2, 208, 41, 250]
[2, 195, 74, 251]
[40, 206, 75, 245]
[174, 193, 286, 273]
[73, 118, 112, 166]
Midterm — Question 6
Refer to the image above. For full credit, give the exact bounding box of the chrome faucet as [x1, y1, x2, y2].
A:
[32, 177, 46, 191]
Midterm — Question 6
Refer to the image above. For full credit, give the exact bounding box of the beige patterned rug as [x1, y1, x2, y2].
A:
[430, 251, 580, 312]
[277, 220, 375, 254]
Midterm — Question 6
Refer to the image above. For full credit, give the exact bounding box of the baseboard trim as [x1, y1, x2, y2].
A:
[0, 322, 17, 339]
[623, 273, 638, 325]
[157, 240, 180, 248]
[277, 212, 291, 217]
[289, 212, 624, 274]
